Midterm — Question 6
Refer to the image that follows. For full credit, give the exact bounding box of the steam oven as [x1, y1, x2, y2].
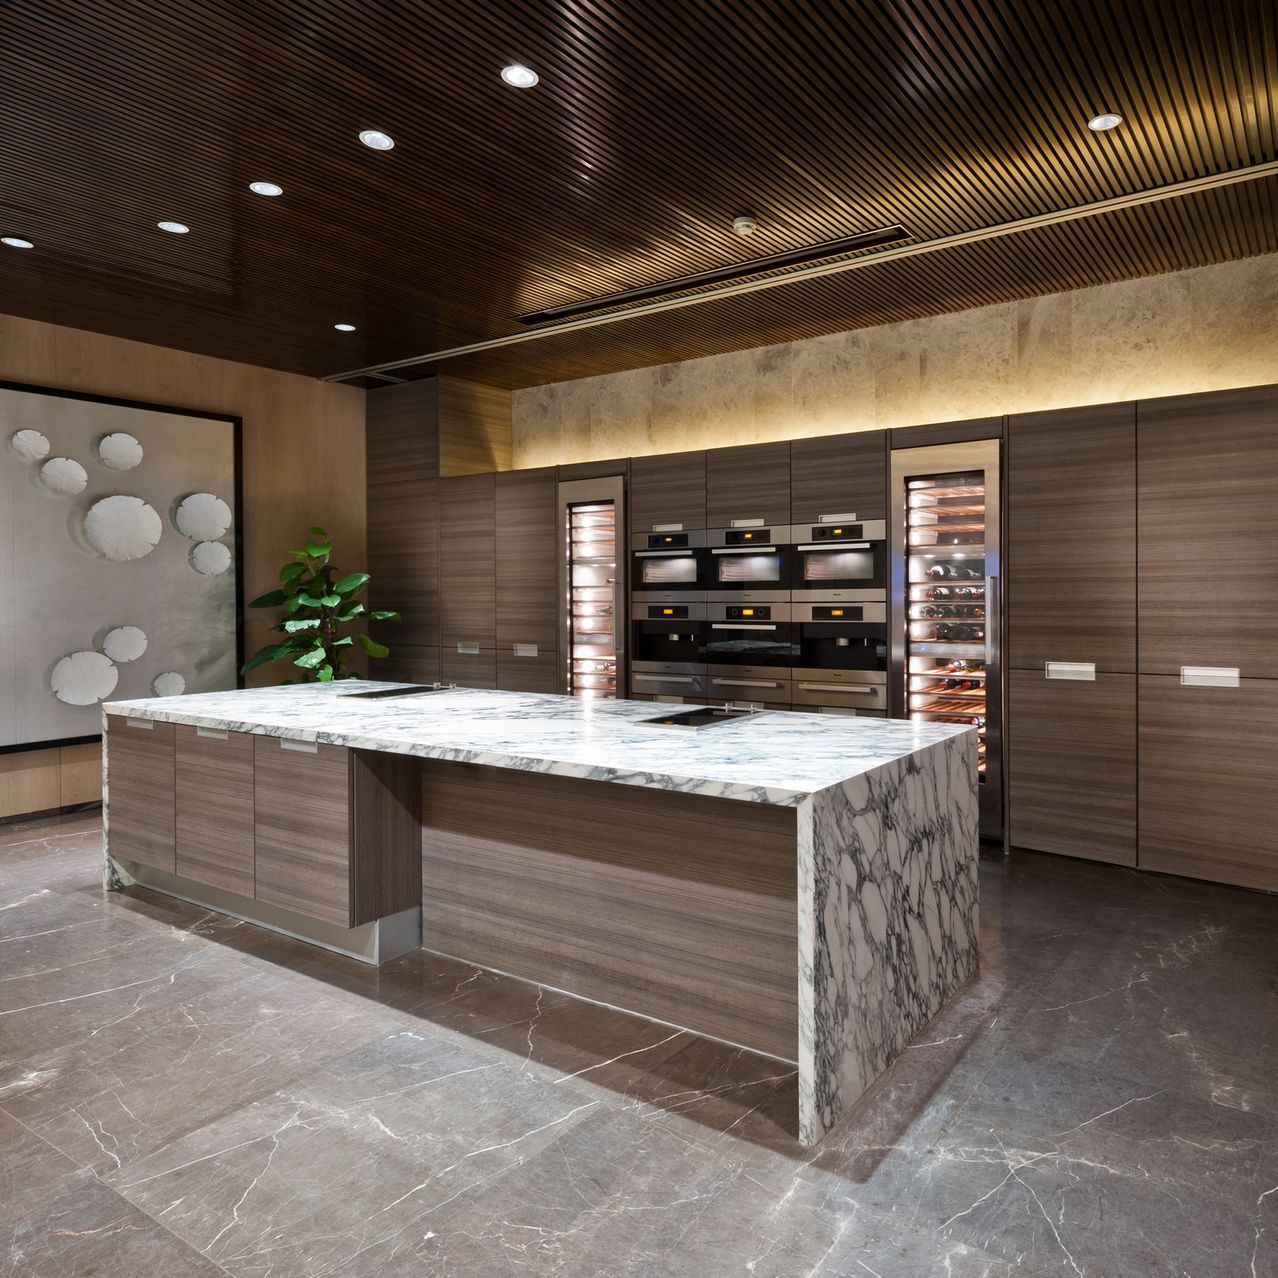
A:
[631, 530, 709, 602]
[791, 517, 886, 600]
[707, 526, 791, 600]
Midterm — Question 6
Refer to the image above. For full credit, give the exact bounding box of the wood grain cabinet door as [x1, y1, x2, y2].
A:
[175, 725, 254, 896]
[1139, 675, 1278, 892]
[790, 431, 886, 524]
[441, 646, 497, 688]
[630, 451, 707, 532]
[1007, 671, 1136, 866]
[495, 467, 558, 654]
[253, 737, 352, 926]
[496, 648, 560, 694]
[439, 472, 496, 649]
[1008, 403, 1136, 672]
[105, 716, 175, 873]
[706, 441, 790, 527]
[1138, 384, 1278, 676]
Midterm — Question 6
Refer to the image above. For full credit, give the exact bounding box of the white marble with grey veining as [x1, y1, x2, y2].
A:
[102, 681, 971, 806]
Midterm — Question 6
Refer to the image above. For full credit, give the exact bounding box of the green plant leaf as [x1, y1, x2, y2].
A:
[284, 618, 320, 632]
[289, 549, 310, 560]
[285, 594, 307, 616]
[308, 526, 328, 538]
[317, 664, 334, 682]
[242, 642, 291, 674]
[332, 636, 354, 647]
[333, 572, 370, 595]
[337, 602, 366, 621]
[296, 592, 327, 608]
[305, 540, 331, 559]
[279, 562, 307, 583]
[370, 609, 400, 622]
[357, 634, 390, 658]
[294, 647, 329, 669]
[247, 588, 287, 609]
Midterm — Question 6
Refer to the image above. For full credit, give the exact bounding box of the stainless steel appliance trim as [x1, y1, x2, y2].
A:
[1045, 661, 1096, 681]
[1180, 666, 1240, 687]
[792, 602, 887, 623]
[631, 659, 706, 676]
[985, 575, 999, 666]
[707, 589, 790, 604]
[710, 622, 779, 630]
[818, 513, 858, 522]
[798, 542, 871, 551]
[791, 588, 887, 604]
[707, 601, 792, 620]
[196, 727, 229, 739]
[711, 545, 777, 554]
[280, 738, 318, 753]
[712, 677, 784, 688]
[635, 549, 700, 557]
[798, 682, 881, 695]
[633, 673, 698, 684]
[792, 667, 886, 684]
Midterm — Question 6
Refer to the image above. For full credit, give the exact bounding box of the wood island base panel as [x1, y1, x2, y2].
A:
[101, 682, 979, 1145]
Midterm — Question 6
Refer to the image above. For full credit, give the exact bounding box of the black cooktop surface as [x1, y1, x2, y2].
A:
[636, 707, 760, 729]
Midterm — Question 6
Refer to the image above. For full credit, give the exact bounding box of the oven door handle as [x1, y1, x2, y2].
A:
[797, 542, 871, 551]
[633, 673, 697, 684]
[635, 549, 697, 558]
[710, 623, 779, 630]
[798, 682, 881, 695]
[713, 678, 783, 688]
[711, 546, 777, 554]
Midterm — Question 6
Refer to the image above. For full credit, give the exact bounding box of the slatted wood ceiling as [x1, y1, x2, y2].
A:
[0, 0, 1273, 386]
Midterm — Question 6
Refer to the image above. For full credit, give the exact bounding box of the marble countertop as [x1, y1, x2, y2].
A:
[102, 683, 975, 806]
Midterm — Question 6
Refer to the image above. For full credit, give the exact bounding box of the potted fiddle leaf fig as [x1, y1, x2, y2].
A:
[242, 527, 398, 682]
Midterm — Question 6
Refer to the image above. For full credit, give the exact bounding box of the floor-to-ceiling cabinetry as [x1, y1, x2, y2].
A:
[495, 467, 559, 693]
[439, 472, 497, 688]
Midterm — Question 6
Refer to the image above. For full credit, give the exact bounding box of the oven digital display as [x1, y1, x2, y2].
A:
[724, 528, 771, 545]
[814, 605, 864, 620]
[647, 532, 690, 548]
[648, 605, 688, 619]
[809, 524, 864, 541]
[726, 605, 771, 620]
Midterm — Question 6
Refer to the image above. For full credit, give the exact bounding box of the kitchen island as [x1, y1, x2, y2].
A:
[102, 683, 979, 1145]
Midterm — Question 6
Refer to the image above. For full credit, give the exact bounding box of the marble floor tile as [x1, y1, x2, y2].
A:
[2, 819, 1277, 1277]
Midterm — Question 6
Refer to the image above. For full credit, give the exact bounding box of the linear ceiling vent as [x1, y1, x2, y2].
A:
[515, 224, 911, 325]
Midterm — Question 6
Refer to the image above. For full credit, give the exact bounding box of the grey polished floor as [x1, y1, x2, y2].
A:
[1, 814, 1276, 1277]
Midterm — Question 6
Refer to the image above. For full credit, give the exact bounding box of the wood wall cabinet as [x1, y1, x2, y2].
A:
[441, 646, 498, 688]
[790, 431, 886, 524]
[104, 716, 175, 873]
[1007, 403, 1136, 672]
[175, 725, 254, 896]
[630, 450, 707, 531]
[496, 649, 560, 694]
[1139, 676, 1278, 892]
[1138, 384, 1278, 677]
[890, 416, 1002, 450]
[1007, 671, 1136, 866]
[706, 441, 790, 527]
[439, 471, 496, 652]
[495, 468, 558, 656]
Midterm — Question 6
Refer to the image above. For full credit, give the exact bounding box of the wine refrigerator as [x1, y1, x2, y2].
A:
[889, 439, 1003, 840]
[558, 476, 626, 699]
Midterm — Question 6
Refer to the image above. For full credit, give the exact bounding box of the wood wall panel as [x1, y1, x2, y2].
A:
[890, 417, 1002, 450]
[629, 451, 707, 531]
[790, 431, 886, 524]
[174, 726, 255, 897]
[104, 716, 175, 873]
[1007, 403, 1136, 672]
[1008, 671, 1136, 866]
[253, 737, 351, 927]
[441, 647, 497, 689]
[439, 473, 496, 648]
[706, 441, 791, 527]
[1139, 676, 1278, 892]
[496, 650, 560, 694]
[495, 467, 558, 652]
[1138, 385, 1278, 676]
[351, 750, 421, 926]
[438, 377, 513, 477]
[420, 761, 799, 1060]
[58, 744, 103, 807]
[0, 752, 62, 820]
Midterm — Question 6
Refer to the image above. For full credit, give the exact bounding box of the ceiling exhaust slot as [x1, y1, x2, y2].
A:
[515, 224, 911, 325]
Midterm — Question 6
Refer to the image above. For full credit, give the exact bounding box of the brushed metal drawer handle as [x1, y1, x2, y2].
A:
[710, 623, 779, 630]
[712, 545, 776, 555]
[799, 683, 879, 695]
[196, 727, 229, 739]
[714, 678, 782, 688]
[1180, 666, 1240, 687]
[797, 542, 871, 551]
[279, 738, 318, 753]
[634, 674, 696, 684]
[1045, 662, 1095, 681]
[636, 550, 696, 558]
[125, 717, 155, 730]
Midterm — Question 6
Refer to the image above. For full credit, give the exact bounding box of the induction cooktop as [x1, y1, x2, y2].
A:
[340, 683, 452, 700]
[636, 707, 763, 730]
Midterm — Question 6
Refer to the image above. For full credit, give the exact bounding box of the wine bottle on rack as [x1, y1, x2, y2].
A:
[926, 563, 955, 579]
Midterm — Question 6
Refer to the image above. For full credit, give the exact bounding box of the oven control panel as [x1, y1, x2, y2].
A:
[812, 604, 866, 620]
[723, 528, 772, 545]
[725, 605, 772, 620]
[647, 604, 690, 619]
[806, 523, 865, 541]
[646, 532, 690, 548]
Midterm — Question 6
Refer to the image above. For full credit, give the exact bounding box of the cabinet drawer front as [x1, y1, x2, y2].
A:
[253, 736, 351, 926]
[175, 724, 255, 896]
[1007, 671, 1136, 866]
[1139, 675, 1278, 891]
[441, 646, 497, 688]
[105, 716, 175, 873]
[496, 648, 559, 694]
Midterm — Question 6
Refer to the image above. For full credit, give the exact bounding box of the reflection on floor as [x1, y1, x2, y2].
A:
[1, 812, 1276, 1276]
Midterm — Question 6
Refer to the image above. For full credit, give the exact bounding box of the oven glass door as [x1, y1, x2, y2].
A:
[632, 549, 706, 592]
[794, 541, 885, 591]
[710, 546, 789, 590]
[705, 622, 797, 667]
[797, 622, 887, 672]
[631, 620, 704, 665]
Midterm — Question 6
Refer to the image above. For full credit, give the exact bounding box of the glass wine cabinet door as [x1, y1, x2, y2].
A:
[565, 500, 619, 697]
[891, 440, 1003, 840]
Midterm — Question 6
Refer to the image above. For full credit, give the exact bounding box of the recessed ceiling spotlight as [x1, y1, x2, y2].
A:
[249, 181, 283, 197]
[2, 236, 34, 249]
[359, 129, 395, 151]
[732, 215, 758, 236]
[157, 221, 190, 234]
[1087, 112, 1123, 132]
[334, 323, 357, 332]
[500, 64, 539, 88]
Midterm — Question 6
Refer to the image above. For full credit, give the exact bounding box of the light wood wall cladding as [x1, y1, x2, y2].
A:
[629, 451, 707, 532]
[253, 737, 352, 927]
[706, 441, 791, 527]
[174, 725, 255, 897]
[1007, 672, 1136, 867]
[104, 716, 175, 873]
[1139, 677, 1278, 893]
[58, 744, 103, 807]
[495, 468, 558, 653]
[1138, 384, 1278, 677]
[366, 380, 439, 679]
[438, 377, 513, 477]
[0, 751, 62, 820]
[351, 750, 422, 926]
[790, 431, 887, 524]
[439, 473, 496, 649]
[1007, 403, 1136, 672]
[420, 760, 799, 1060]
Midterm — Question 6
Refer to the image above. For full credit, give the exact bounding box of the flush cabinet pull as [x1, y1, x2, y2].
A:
[1180, 666, 1240, 687]
[279, 738, 318, 753]
[196, 726, 229, 739]
[799, 683, 879, 695]
[125, 717, 155, 730]
[455, 641, 480, 655]
[512, 643, 539, 658]
[1045, 662, 1096, 681]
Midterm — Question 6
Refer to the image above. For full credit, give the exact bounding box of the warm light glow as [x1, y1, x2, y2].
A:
[359, 129, 395, 151]
[1087, 112, 1123, 131]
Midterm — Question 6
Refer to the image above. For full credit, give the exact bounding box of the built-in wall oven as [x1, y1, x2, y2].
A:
[630, 531, 709, 603]
[630, 601, 708, 700]
[791, 601, 888, 715]
[707, 527, 791, 601]
[703, 602, 796, 706]
[791, 518, 886, 600]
